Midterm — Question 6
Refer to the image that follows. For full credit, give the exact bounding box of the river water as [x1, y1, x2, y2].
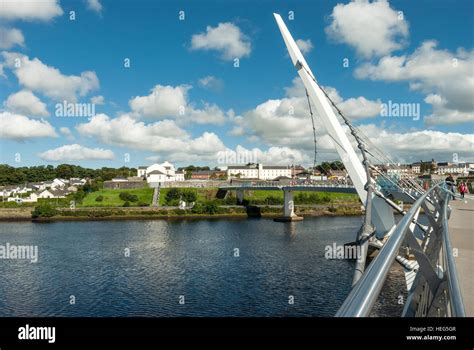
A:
[0, 216, 405, 317]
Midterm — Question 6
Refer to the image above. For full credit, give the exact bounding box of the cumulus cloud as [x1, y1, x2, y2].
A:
[357, 124, 474, 163]
[325, 0, 408, 58]
[2, 52, 99, 102]
[0, 27, 25, 49]
[296, 39, 314, 54]
[0, 0, 63, 21]
[4, 90, 49, 117]
[236, 78, 381, 150]
[129, 84, 227, 124]
[76, 113, 225, 159]
[59, 127, 74, 141]
[90, 95, 105, 105]
[0, 111, 56, 140]
[86, 0, 103, 14]
[191, 22, 251, 60]
[39, 144, 114, 161]
[198, 75, 224, 92]
[355, 41, 474, 125]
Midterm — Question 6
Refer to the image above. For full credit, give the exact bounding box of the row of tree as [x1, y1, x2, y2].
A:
[0, 164, 136, 185]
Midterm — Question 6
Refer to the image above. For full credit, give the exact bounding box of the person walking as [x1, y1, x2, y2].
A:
[445, 174, 456, 200]
[458, 181, 467, 199]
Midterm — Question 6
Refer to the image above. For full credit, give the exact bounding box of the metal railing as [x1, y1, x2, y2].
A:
[336, 182, 465, 317]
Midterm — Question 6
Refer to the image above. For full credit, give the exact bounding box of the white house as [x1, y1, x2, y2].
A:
[51, 178, 68, 189]
[227, 163, 292, 180]
[37, 189, 69, 199]
[138, 161, 185, 184]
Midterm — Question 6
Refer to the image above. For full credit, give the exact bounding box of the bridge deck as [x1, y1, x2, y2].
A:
[448, 196, 474, 316]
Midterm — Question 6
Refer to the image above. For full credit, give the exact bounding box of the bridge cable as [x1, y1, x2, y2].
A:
[299, 64, 375, 285]
[305, 88, 318, 175]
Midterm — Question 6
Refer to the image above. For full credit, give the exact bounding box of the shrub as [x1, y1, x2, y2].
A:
[181, 189, 197, 203]
[95, 195, 104, 202]
[123, 201, 130, 207]
[138, 201, 148, 207]
[73, 190, 86, 203]
[165, 188, 181, 203]
[32, 204, 57, 218]
[119, 192, 138, 202]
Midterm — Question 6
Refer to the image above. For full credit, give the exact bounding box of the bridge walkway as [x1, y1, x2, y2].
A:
[448, 196, 474, 316]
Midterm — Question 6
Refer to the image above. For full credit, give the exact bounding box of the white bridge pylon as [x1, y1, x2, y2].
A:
[274, 13, 395, 235]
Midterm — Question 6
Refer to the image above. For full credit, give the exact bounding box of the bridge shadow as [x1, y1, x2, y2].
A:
[245, 204, 262, 218]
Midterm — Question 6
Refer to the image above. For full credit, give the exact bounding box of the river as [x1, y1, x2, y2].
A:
[0, 216, 405, 317]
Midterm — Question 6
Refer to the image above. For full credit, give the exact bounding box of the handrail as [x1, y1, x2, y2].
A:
[441, 197, 466, 317]
[336, 182, 464, 317]
[336, 186, 434, 317]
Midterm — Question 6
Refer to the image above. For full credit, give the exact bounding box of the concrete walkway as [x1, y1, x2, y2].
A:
[448, 196, 474, 316]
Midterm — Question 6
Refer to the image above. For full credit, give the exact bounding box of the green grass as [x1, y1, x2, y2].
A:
[79, 188, 154, 207]
[78, 187, 358, 208]
[241, 190, 358, 201]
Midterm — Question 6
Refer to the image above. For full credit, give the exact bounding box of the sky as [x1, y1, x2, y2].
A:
[0, 0, 473, 169]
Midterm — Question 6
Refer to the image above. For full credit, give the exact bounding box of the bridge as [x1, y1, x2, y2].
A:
[219, 181, 357, 221]
[244, 14, 472, 317]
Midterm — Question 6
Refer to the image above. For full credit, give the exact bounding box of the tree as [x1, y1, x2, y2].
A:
[165, 188, 181, 203]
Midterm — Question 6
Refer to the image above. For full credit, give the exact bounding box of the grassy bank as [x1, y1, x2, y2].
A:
[0, 204, 362, 221]
[76, 187, 359, 207]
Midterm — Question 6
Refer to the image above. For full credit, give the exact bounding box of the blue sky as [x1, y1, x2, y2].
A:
[0, 0, 473, 169]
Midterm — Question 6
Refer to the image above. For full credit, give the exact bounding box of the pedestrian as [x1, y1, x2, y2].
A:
[445, 174, 455, 200]
[458, 181, 467, 199]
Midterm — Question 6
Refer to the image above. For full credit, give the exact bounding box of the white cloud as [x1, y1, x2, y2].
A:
[90, 95, 105, 105]
[129, 84, 226, 124]
[39, 144, 114, 161]
[191, 22, 251, 60]
[296, 39, 314, 54]
[325, 0, 408, 58]
[236, 78, 381, 150]
[0, 0, 63, 21]
[59, 127, 74, 141]
[424, 94, 474, 126]
[76, 114, 230, 163]
[0, 27, 25, 49]
[355, 41, 474, 125]
[357, 124, 474, 163]
[86, 0, 103, 14]
[223, 145, 310, 165]
[198, 75, 224, 91]
[4, 90, 49, 117]
[2, 52, 99, 102]
[0, 111, 56, 140]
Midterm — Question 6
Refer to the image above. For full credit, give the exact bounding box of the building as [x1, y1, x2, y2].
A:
[227, 163, 292, 180]
[436, 163, 469, 176]
[291, 165, 306, 178]
[137, 161, 185, 185]
[190, 170, 226, 180]
[37, 189, 70, 199]
[103, 177, 146, 189]
[386, 165, 411, 177]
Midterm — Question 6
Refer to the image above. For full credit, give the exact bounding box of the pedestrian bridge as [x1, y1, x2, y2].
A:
[219, 181, 358, 221]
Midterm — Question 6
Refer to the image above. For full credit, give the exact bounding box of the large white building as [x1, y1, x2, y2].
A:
[138, 161, 185, 184]
[436, 163, 469, 176]
[227, 163, 292, 180]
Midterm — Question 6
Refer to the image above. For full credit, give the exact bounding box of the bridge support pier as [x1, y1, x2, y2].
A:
[236, 190, 244, 205]
[274, 189, 303, 222]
